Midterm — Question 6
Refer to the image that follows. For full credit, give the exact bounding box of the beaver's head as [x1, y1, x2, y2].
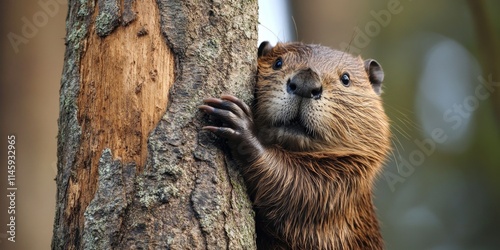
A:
[255, 42, 390, 159]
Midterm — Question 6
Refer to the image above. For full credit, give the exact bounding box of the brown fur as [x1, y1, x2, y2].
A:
[200, 42, 391, 249]
[247, 42, 391, 249]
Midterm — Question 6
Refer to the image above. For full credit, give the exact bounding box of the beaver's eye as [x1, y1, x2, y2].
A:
[273, 57, 283, 70]
[340, 73, 350, 87]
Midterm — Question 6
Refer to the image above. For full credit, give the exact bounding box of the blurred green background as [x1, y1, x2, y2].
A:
[1, 0, 499, 249]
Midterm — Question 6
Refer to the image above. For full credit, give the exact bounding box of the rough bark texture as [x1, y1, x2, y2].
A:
[53, 0, 258, 249]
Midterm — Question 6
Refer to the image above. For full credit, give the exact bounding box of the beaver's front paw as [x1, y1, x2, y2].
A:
[199, 95, 264, 162]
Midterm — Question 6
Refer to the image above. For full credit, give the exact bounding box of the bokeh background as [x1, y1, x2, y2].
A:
[1, 0, 499, 249]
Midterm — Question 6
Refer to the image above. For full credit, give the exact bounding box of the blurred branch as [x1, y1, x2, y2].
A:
[467, 0, 500, 128]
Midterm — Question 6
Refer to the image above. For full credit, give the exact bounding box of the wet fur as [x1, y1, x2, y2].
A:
[250, 43, 391, 249]
[201, 42, 391, 249]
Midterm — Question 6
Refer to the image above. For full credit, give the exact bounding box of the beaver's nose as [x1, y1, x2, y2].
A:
[287, 68, 322, 99]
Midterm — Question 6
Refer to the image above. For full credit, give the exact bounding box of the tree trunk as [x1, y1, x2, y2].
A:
[52, 0, 258, 249]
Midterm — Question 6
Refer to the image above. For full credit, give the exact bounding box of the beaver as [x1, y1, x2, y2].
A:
[199, 41, 391, 249]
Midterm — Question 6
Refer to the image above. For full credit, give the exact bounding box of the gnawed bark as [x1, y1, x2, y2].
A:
[53, 0, 258, 249]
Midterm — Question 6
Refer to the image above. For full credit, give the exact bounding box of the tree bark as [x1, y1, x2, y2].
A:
[467, 0, 500, 129]
[53, 0, 258, 249]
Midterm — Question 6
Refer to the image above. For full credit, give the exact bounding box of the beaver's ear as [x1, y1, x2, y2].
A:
[364, 59, 384, 95]
[258, 41, 273, 58]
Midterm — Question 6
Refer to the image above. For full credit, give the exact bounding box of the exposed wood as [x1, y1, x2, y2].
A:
[53, 0, 258, 249]
[64, 0, 174, 246]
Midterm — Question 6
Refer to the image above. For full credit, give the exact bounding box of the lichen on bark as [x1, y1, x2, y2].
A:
[95, 0, 120, 37]
[83, 149, 135, 249]
[54, 0, 259, 249]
